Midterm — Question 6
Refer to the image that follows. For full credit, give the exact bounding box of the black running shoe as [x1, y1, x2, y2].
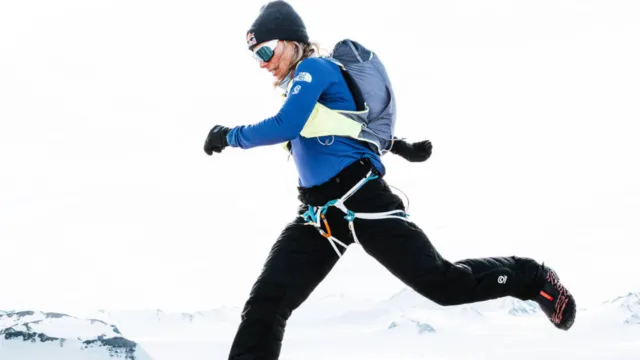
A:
[534, 265, 577, 330]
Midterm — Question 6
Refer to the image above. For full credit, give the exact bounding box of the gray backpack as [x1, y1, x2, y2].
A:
[327, 39, 397, 154]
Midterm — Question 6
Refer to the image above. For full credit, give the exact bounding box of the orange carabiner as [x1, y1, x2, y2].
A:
[320, 213, 332, 239]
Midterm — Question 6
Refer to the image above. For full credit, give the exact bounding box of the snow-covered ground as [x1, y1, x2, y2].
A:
[4, 288, 639, 359]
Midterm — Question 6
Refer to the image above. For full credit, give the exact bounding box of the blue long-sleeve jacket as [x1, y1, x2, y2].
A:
[226, 57, 384, 188]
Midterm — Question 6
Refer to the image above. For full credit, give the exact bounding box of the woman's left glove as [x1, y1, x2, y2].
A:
[391, 139, 432, 162]
[204, 125, 231, 155]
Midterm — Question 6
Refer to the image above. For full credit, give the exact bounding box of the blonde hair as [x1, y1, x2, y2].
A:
[274, 41, 327, 88]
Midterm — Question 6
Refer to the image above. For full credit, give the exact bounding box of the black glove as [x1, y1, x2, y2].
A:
[204, 125, 231, 155]
[390, 138, 432, 162]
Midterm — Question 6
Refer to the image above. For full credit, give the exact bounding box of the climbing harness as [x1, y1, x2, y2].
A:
[300, 170, 412, 257]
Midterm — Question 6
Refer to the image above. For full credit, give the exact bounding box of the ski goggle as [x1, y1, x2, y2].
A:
[252, 39, 279, 63]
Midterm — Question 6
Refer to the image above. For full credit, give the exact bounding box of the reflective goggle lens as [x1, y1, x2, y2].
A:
[252, 40, 278, 62]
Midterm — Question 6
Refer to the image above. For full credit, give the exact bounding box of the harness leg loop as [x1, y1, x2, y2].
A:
[301, 170, 411, 258]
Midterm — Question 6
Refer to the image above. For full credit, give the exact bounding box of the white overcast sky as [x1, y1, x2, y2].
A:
[1, 0, 639, 314]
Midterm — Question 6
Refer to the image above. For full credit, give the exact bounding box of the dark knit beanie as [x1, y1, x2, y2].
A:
[246, 1, 309, 50]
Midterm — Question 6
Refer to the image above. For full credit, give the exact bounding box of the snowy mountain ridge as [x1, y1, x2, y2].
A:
[50, 288, 640, 337]
[1, 289, 639, 359]
[0, 310, 152, 360]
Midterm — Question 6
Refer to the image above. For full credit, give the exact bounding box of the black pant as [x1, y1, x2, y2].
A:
[228, 158, 543, 360]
